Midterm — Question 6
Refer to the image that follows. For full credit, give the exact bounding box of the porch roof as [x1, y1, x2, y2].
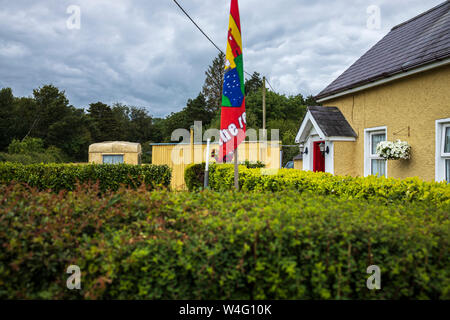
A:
[295, 106, 357, 143]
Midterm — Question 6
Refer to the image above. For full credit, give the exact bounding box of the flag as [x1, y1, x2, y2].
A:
[218, 0, 246, 163]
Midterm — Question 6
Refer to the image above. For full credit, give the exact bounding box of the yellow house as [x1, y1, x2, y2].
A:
[296, 2, 450, 183]
[89, 141, 142, 165]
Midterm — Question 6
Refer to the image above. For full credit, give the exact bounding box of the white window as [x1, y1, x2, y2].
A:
[436, 119, 450, 182]
[364, 127, 387, 177]
[103, 155, 124, 164]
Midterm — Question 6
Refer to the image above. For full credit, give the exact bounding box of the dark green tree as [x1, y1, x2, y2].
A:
[245, 72, 263, 95]
[46, 107, 92, 161]
[202, 52, 225, 114]
[87, 102, 120, 142]
[305, 94, 320, 106]
[31, 85, 71, 140]
[0, 88, 15, 150]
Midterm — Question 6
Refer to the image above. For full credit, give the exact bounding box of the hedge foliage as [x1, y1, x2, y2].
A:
[0, 162, 171, 192]
[208, 166, 450, 205]
[185, 161, 265, 191]
[0, 183, 448, 299]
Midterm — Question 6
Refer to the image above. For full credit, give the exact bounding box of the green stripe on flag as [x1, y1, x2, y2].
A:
[222, 95, 232, 107]
[235, 55, 245, 96]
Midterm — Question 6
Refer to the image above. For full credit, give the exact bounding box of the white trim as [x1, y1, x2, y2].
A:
[295, 110, 356, 143]
[295, 111, 325, 143]
[435, 118, 450, 182]
[325, 136, 356, 142]
[301, 136, 334, 175]
[364, 126, 387, 177]
[317, 58, 450, 103]
[441, 124, 450, 157]
[325, 141, 334, 174]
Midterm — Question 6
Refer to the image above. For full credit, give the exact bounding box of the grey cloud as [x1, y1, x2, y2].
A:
[0, 0, 444, 117]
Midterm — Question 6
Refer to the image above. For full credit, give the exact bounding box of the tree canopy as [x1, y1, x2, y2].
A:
[0, 53, 318, 164]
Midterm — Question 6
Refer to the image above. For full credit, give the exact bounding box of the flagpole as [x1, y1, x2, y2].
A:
[204, 138, 211, 189]
[234, 147, 239, 191]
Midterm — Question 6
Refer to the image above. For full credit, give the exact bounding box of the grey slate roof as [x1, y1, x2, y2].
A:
[316, 1, 450, 100]
[293, 154, 303, 161]
[308, 106, 357, 137]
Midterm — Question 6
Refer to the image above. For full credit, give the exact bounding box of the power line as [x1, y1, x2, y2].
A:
[265, 78, 275, 92]
[172, 0, 266, 82]
[172, 0, 224, 54]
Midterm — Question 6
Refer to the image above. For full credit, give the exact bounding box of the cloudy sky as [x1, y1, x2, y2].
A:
[0, 0, 444, 117]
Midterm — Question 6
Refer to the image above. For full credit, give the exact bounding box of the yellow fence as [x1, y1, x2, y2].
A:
[152, 141, 281, 190]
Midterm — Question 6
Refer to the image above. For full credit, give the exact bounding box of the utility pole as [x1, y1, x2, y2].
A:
[260, 76, 267, 164]
[262, 76, 266, 138]
[234, 147, 239, 191]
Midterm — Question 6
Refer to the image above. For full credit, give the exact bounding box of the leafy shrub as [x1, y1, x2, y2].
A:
[0, 162, 171, 192]
[185, 161, 265, 191]
[209, 167, 450, 206]
[185, 163, 206, 191]
[240, 160, 265, 169]
[8, 137, 45, 154]
[1, 137, 67, 164]
[0, 184, 448, 299]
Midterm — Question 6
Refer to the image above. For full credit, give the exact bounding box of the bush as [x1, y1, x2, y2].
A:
[208, 167, 450, 206]
[0, 162, 171, 192]
[185, 161, 265, 191]
[0, 184, 448, 299]
[185, 163, 206, 191]
[8, 137, 45, 154]
[1, 137, 67, 164]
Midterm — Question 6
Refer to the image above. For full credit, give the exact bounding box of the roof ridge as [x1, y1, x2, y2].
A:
[391, 0, 449, 31]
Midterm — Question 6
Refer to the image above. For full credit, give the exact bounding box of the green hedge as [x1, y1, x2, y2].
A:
[208, 166, 450, 205]
[0, 183, 448, 299]
[185, 161, 265, 191]
[0, 162, 171, 192]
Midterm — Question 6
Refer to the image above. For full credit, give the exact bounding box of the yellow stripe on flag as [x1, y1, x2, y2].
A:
[225, 15, 242, 70]
[229, 15, 242, 50]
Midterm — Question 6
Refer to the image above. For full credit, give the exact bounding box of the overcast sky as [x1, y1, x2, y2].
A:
[0, 0, 444, 117]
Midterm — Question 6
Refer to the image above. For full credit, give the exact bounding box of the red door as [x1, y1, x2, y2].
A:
[313, 141, 325, 172]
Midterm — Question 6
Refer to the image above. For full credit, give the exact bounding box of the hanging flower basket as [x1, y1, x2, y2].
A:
[376, 140, 411, 160]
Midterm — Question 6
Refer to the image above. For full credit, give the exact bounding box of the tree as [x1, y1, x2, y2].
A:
[31, 85, 71, 140]
[245, 72, 263, 95]
[47, 107, 92, 161]
[87, 102, 119, 142]
[305, 94, 319, 106]
[0, 88, 15, 150]
[127, 106, 154, 143]
[202, 52, 225, 114]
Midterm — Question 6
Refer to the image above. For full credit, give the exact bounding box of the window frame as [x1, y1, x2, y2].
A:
[435, 118, 450, 182]
[364, 126, 387, 177]
[441, 124, 450, 157]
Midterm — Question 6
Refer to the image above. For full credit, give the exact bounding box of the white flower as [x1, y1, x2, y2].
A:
[376, 140, 411, 160]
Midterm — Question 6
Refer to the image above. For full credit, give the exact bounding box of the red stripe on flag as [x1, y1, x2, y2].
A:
[230, 0, 241, 32]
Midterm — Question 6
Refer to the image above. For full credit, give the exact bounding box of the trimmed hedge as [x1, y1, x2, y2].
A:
[0, 183, 448, 299]
[208, 166, 450, 205]
[185, 161, 265, 191]
[0, 162, 171, 192]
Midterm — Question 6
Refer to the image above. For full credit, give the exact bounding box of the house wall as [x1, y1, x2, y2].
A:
[152, 141, 281, 190]
[294, 159, 302, 170]
[333, 141, 357, 176]
[89, 152, 140, 165]
[324, 64, 450, 181]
